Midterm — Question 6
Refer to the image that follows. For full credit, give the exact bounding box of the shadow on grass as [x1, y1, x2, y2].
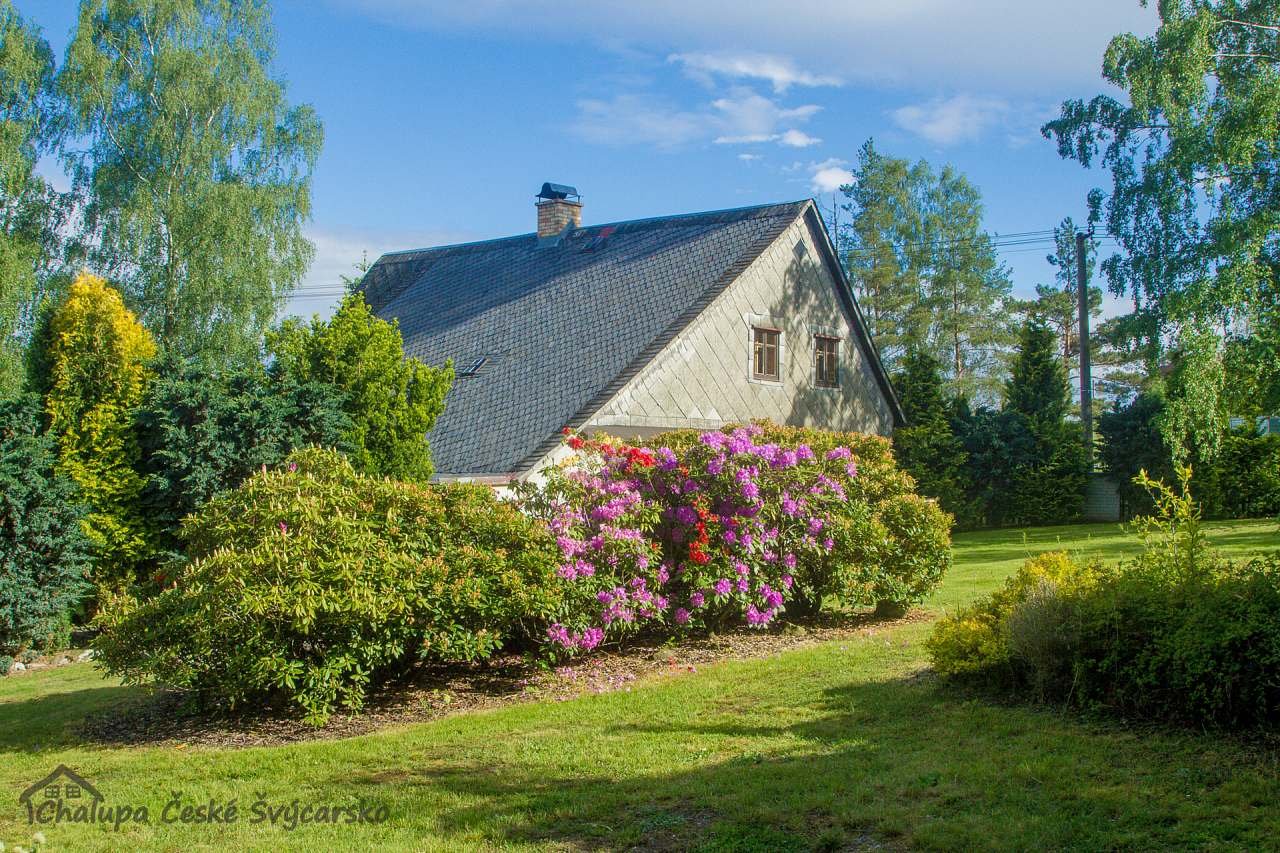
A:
[333, 675, 1280, 852]
[1210, 526, 1280, 553]
[68, 611, 914, 750]
[0, 684, 142, 753]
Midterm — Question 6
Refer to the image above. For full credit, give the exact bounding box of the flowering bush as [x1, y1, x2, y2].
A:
[515, 423, 952, 656]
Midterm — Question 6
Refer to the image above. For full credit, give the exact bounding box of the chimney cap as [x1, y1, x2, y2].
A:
[537, 182, 579, 202]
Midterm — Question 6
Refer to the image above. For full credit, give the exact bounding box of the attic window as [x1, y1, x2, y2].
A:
[752, 327, 781, 381]
[814, 336, 839, 388]
[459, 356, 488, 377]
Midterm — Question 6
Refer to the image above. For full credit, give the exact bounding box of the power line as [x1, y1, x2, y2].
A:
[839, 228, 1121, 259]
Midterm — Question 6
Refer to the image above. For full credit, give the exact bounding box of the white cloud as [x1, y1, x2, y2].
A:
[778, 129, 821, 148]
[807, 158, 853, 194]
[891, 94, 1010, 145]
[578, 87, 822, 150]
[719, 128, 822, 147]
[737, 153, 762, 161]
[337, 0, 1156, 91]
[710, 89, 820, 139]
[574, 94, 708, 148]
[669, 51, 841, 92]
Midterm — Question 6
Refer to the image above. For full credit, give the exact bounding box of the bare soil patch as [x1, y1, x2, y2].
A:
[79, 609, 932, 748]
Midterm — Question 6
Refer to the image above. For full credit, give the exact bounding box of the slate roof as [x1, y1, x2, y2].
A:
[361, 199, 898, 477]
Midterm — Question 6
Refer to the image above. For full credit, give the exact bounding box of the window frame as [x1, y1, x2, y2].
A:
[813, 335, 840, 389]
[751, 325, 782, 382]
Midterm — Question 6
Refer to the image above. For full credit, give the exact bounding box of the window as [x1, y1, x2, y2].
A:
[458, 356, 489, 377]
[752, 327, 780, 380]
[814, 336, 839, 388]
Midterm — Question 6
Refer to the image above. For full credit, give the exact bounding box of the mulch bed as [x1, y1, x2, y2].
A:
[78, 609, 932, 749]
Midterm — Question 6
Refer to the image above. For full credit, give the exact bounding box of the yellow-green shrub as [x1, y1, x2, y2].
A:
[929, 468, 1280, 727]
[93, 448, 563, 724]
[926, 551, 1110, 680]
[42, 273, 155, 588]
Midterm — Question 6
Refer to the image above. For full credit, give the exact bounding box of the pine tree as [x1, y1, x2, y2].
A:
[892, 347, 971, 525]
[1022, 219, 1103, 372]
[1006, 320, 1070, 429]
[842, 140, 1014, 403]
[998, 318, 1088, 525]
[842, 140, 928, 360]
[926, 165, 1014, 402]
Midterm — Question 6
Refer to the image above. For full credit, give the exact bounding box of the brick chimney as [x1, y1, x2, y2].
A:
[536, 182, 581, 238]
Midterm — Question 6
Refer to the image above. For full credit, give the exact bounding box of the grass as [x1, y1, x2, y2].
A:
[1, 519, 1277, 852]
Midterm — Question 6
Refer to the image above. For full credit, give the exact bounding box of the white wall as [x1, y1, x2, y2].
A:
[586, 210, 895, 439]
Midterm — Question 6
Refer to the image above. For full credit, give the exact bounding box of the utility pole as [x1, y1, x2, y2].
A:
[1075, 228, 1093, 468]
[830, 193, 840, 252]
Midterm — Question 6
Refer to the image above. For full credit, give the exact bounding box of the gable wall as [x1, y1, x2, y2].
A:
[586, 211, 895, 440]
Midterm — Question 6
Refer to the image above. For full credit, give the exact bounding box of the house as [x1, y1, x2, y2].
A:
[359, 183, 903, 484]
[1229, 415, 1280, 435]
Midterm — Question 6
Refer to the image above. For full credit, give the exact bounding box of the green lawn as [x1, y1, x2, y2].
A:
[2, 519, 1277, 852]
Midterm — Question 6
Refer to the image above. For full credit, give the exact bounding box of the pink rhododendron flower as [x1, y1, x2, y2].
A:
[539, 424, 877, 657]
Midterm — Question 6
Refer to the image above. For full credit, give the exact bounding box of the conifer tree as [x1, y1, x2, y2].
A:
[842, 140, 1013, 403]
[43, 272, 155, 586]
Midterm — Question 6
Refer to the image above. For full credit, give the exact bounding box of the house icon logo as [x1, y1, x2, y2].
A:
[19, 765, 105, 825]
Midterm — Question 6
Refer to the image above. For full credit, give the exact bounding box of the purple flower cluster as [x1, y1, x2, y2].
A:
[546, 623, 604, 651]
[532, 425, 862, 656]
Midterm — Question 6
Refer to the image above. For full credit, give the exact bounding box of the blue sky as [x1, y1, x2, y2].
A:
[20, 1, 1156, 320]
